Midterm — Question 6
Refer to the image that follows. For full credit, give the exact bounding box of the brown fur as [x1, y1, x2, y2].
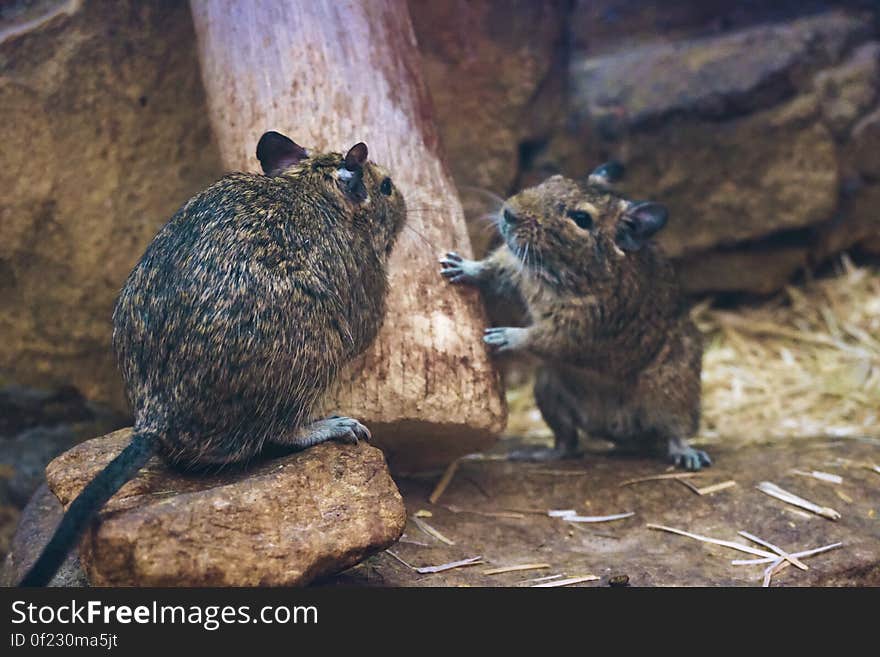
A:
[441, 173, 709, 469]
[114, 142, 406, 468]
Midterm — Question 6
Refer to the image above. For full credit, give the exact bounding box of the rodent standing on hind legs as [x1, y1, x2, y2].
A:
[20, 131, 406, 586]
[440, 163, 710, 471]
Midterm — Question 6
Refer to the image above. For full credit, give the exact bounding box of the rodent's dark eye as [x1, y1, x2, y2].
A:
[566, 209, 593, 229]
[380, 177, 393, 196]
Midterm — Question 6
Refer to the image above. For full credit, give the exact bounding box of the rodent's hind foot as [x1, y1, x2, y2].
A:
[439, 251, 481, 285]
[667, 439, 711, 471]
[506, 445, 581, 462]
[322, 415, 372, 445]
[278, 416, 371, 449]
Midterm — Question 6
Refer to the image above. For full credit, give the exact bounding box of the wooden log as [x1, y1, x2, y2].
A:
[189, 0, 505, 472]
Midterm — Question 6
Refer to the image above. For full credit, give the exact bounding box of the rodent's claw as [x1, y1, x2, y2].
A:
[440, 251, 464, 263]
[439, 252, 478, 285]
[670, 446, 711, 471]
[326, 416, 371, 444]
[483, 327, 508, 350]
[484, 326, 526, 353]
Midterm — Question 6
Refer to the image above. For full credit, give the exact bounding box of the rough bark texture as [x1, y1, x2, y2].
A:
[39, 429, 405, 586]
[189, 0, 506, 473]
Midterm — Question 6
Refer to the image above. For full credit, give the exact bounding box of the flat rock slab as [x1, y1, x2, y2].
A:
[328, 438, 880, 586]
[43, 429, 405, 586]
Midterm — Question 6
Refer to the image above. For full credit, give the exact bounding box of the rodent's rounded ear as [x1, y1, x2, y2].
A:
[344, 142, 369, 171]
[615, 202, 668, 252]
[256, 131, 308, 176]
[588, 161, 625, 188]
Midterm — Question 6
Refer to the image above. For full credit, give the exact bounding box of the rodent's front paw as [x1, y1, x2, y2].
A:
[483, 327, 527, 353]
[439, 251, 480, 285]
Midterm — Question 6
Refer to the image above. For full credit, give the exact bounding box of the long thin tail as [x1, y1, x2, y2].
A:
[19, 430, 159, 587]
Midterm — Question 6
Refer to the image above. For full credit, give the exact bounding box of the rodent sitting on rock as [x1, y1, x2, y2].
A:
[440, 163, 710, 471]
[20, 131, 406, 586]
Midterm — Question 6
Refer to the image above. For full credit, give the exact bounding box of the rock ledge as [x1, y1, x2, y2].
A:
[44, 429, 405, 586]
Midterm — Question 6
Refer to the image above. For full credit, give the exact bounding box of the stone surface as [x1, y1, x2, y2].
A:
[0, 385, 91, 437]
[812, 184, 880, 264]
[848, 106, 880, 179]
[7, 437, 878, 587]
[409, 0, 567, 196]
[329, 437, 880, 587]
[1, 483, 85, 587]
[677, 245, 808, 296]
[570, 12, 868, 130]
[0, 0, 223, 409]
[813, 42, 880, 139]
[627, 105, 838, 257]
[44, 429, 406, 586]
[568, 0, 873, 56]
[564, 12, 872, 257]
[0, 385, 127, 511]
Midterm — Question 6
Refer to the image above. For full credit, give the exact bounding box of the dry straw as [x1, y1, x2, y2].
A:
[694, 256, 880, 447]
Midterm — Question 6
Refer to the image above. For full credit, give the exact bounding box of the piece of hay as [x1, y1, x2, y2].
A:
[731, 542, 843, 566]
[835, 489, 854, 503]
[550, 509, 634, 523]
[646, 524, 776, 558]
[677, 478, 737, 495]
[677, 478, 703, 494]
[738, 531, 808, 571]
[532, 575, 600, 588]
[756, 481, 841, 520]
[415, 556, 483, 574]
[694, 480, 738, 495]
[483, 563, 551, 575]
[695, 257, 880, 447]
[428, 453, 507, 504]
[429, 458, 461, 505]
[443, 505, 526, 519]
[791, 470, 843, 484]
[619, 472, 701, 487]
[565, 512, 635, 523]
[762, 558, 786, 587]
[411, 516, 455, 545]
[385, 550, 415, 570]
[521, 573, 564, 585]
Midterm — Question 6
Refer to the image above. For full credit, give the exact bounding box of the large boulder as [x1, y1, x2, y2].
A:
[409, 0, 568, 195]
[0, 1, 223, 409]
[408, 0, 569, 255]
[42, 430, 406, 586]
[549, 10, 880, 294]
[614, 104, 838, 257]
